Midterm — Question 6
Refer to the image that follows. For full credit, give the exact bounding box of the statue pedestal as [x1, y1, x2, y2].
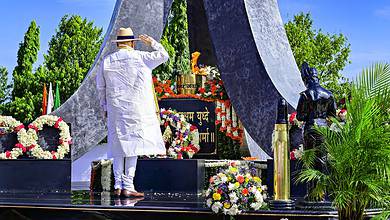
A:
[0, 159, 71, 193]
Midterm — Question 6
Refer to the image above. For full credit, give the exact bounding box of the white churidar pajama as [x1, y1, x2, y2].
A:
[96, 39, 169, 190]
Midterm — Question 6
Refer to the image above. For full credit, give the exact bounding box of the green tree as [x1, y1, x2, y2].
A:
[44, 15, 103, 103]
[154, 0, 190, 81]
[5, 21, 42, 122]
[298, 63, 390, 220]
[285, 13, 351, 101]
[0, 66, 12, 104]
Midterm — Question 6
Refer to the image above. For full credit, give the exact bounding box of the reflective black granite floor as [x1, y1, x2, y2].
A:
[0, 191, 207, 211]
[0, 191, 380, 220]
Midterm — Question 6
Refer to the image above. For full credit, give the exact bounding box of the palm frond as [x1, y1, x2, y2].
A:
[356, 63, 390, 98]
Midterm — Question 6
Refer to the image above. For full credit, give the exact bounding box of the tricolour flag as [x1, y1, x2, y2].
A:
[42, 83, 47, 115]
[54, 82, 61, 110]
[47, 82, 54, 114]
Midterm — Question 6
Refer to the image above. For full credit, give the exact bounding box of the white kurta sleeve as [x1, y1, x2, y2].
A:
[141, 39, 169, 70]
[96, 60, 107, 112]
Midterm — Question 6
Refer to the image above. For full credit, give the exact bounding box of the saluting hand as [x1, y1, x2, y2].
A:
[139, 34, 153, 47]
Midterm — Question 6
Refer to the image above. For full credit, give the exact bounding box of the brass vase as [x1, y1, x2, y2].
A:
[177, 74, 196, 94]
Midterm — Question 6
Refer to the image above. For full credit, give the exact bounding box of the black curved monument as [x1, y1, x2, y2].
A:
[54, 0, 305, 160]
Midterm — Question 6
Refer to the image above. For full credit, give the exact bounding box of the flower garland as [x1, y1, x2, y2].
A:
[215, 100, 243, 143]
[28, 115, 72, 159]
[0, 116, 25, 159]
[153, 77, 175, 98]
[206, 162, 268, 215]
[160, 108, 200, 159]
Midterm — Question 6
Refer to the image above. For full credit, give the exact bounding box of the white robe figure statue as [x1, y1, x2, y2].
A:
[96, 28, 168, 197]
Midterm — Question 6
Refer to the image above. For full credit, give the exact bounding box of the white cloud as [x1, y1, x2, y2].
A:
[374, 6, 390, 19]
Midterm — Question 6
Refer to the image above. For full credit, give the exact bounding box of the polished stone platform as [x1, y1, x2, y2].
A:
[0, 191, 381, 220]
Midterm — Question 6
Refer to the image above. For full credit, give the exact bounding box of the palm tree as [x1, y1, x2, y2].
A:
[298, 63, 390, 220]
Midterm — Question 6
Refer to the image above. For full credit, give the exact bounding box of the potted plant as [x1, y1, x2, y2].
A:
[298, 63, 390, 220]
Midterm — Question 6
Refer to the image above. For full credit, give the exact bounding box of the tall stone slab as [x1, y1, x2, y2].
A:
[202, 0, 305, 155]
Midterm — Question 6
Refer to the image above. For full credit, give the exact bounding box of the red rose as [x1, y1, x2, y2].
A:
[15, 143, 26, 152]
[28, 124, 38, 132]
[54, 118, 63, 129]
[242, 188, 249, 196]
[236, 175, 245, 184]
[198, 87, 205, 94]
[27, 144, 35, 151]
[51, 151, 57, 160]
[190, 125, 197, 131]
[217, 188, 223, 195]
[14, 124, 24, 132]
[220, 92, 224, 97]
[177, 153, 182, 159]
[289, 112, 297, 124]
[290, 151, 296, 160]
[218, 80, 223, 85]
[209, 177, 214, 183]
[5, 151, 11, 158]
[152, 77, 158, 83]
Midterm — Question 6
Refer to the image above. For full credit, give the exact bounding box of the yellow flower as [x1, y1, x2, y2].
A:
[254, 177, 261, 183]
[228, 176, 232, 181]
[229, 167, 238, 174]
[257, 187, 262, 193]
[223, 202, 231, 209]
[245, 177, 249, 183]
[234, 182, 240, 188]
[213, 193, 221, 201]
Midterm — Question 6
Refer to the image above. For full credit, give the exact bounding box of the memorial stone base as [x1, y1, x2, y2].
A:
[0, 159, 71, 193]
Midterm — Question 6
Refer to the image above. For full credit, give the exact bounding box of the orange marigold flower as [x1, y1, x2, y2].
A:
[155, 87, 163, 94]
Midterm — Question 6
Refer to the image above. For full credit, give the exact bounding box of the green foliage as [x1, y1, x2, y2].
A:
[0, 66, 12, 104]
[153, 35, 176, 80]
[285, 13, 352, 101]
[3, 15, 102, 123]
[298, 63, 390, 220]
[153, 0, 190, 80]
[44, 15, 103, 103]
[3, 21, 42, 123]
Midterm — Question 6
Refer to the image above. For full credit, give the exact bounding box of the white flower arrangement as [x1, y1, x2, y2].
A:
[0, 116, 25, 159]
[28, 115, 71, 160]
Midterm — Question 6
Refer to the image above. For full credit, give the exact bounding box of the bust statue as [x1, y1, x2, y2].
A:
[296, 62, 337, 201]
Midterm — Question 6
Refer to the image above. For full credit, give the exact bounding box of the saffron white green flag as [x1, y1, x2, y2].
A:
[47, 82, 54, 114]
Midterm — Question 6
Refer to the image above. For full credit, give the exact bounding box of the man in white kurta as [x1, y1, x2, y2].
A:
[96, 28, 168, 197]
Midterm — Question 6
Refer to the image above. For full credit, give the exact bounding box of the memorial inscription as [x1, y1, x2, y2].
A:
[158, 98, 216, 155]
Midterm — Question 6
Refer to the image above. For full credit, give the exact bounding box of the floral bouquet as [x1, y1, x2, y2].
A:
[160, 108, 200, 159]
[205, 162, 267, 215]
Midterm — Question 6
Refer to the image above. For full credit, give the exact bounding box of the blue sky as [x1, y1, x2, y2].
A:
[0, 0, 389, 81]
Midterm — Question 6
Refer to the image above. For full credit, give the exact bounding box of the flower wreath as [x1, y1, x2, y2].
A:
[27, 115, 72, 159]
[206, 162, 268, 215]
[160, 108, 200, 159]
[0, 116, 25, 159]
